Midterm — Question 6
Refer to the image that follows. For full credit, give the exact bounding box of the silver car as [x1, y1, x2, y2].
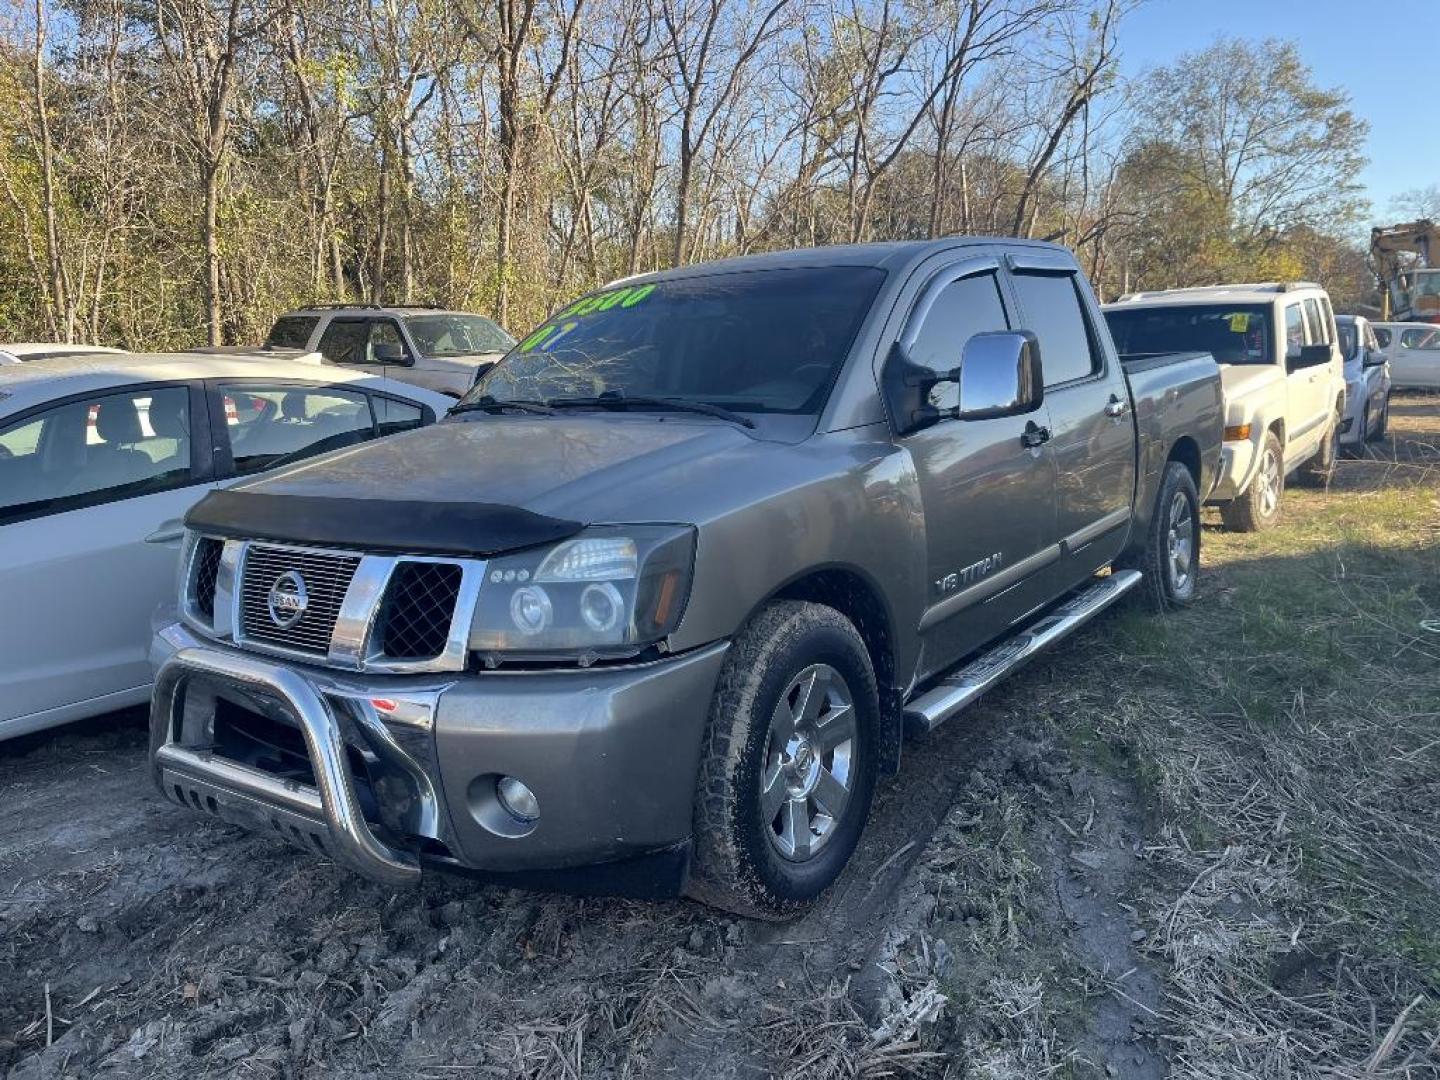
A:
[264, 306, 516, 398]
[1336, 314, 1392, 448]
[0, 352, 454, 741]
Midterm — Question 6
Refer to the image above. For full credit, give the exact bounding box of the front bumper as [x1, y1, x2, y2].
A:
[1207, 435, 1258, 503]
[149, 623, 730, 890]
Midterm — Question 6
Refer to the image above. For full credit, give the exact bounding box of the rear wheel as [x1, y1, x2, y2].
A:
[687, 601, 878, 919]
[1297, 407, 1340, 486]
[1220, 430, 1284, 532]
[1124, 461, 1200, 611]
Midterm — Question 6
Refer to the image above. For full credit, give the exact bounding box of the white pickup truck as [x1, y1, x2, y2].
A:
[1104, 283, 1346, 531]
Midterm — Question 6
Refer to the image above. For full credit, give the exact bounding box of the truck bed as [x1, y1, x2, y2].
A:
[1122, 349, 1225, 524]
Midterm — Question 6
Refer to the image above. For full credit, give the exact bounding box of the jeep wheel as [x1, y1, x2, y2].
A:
[1125, 460, 1199, 611]
[1220, 430, 1284, 532]
[687, 601, 878, 919]
[1298, 408, 1340, 486]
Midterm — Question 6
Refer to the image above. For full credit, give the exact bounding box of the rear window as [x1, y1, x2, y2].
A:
[265, 316, 319, 349]
[1104, 304, 1273, 366]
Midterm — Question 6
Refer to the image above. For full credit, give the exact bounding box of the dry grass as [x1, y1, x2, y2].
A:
[1084, 395, 1440, 1076]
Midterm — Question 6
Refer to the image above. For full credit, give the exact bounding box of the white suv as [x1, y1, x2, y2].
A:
[1104, 283, 1346, 531]
[264, 305, 516, 397]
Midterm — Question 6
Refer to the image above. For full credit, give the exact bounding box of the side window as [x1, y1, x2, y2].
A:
[219, 385, 375, 476]
[1320, 298, 1337, 343]
[368, 320, 410, 363]
[1012, 272, 1098, 387]
[1401, 327, 1440, 349]
[1284, 305, 1305, 358]
[317, 318, 369, 366]
[1302, 299, 1323, 344]
[908, 272, 1009, 411]
[265, 315, 319, 350]
[1374, 327, 1391, 348]
[0, 386, 194, 521]
[373, 395, 427, 435]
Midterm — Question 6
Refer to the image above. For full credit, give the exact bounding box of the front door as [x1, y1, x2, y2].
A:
[0, 384, 215, 727]
[895, 260, 1058, 679]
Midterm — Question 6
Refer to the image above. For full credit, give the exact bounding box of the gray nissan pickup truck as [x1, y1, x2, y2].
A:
[148, 239, 1222, 917]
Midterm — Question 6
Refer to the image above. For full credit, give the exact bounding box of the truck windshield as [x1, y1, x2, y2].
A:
[1105, 304, 1273, 366]
[465, 266, 886, 415]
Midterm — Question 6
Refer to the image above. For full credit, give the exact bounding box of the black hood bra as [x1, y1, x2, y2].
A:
[186, 488, 583, 558]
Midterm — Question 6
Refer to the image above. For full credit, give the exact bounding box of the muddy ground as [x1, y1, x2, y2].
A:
[3, 398, 1438, 1079]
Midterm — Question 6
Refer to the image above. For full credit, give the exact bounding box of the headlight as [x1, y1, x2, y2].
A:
[469, 525, 696, 661]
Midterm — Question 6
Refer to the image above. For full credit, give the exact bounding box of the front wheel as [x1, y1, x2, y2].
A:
[1220, 430, 1284, 532]
[687, 601, 878, 919]
[1368, 394, 1390, 443]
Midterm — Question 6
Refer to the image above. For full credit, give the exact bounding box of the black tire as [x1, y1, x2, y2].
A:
[1368, 394, 1390, 443]
[1122, 460, 1200, 611]
[687, 601, 879, 919]
[1220, 429, 1284, 532]
[1297, 407, 1340, 486]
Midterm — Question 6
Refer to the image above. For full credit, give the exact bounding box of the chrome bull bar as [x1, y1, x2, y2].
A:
[150, 647, 421, 885]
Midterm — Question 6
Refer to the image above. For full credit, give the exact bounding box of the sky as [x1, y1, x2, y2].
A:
[1117, 0, 1440, 226]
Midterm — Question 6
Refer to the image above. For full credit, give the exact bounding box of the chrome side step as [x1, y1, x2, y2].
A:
[903, 570, 1142, 734]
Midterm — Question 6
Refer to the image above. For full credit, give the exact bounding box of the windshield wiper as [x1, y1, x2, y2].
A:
[545, 393, 756, 429]
[448, 395, 556, 417]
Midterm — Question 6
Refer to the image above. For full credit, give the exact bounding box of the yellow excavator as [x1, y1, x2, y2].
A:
[1371, 219, 1440, 323]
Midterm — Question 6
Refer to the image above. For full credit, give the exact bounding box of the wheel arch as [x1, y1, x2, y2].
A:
[766, 564, 903, 775]
[1166, 434, 1202, 489]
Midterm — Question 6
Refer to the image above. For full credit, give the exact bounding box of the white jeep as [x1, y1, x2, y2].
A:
[1104, 283, 1346, 531]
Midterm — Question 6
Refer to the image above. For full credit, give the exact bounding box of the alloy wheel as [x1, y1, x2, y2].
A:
[1166, 489, 1195, 596]
[760, 663, 856, 862]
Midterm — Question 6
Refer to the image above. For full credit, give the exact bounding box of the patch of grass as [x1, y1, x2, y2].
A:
[1064, 398, 1440, 1076]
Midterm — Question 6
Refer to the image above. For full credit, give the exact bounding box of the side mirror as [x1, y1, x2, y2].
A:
[882, 332, 1044, 436]
[957, 331, 1044, 421]
[373, 341, 411, 366]
[1289, 344, 1331, 371]
[1363, 350, 1386, 368]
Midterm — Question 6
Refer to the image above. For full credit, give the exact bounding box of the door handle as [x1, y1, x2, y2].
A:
[145, 525, 185, 544]
[1104, 393, 1129, 418]
[1021, 421, 1051, 449]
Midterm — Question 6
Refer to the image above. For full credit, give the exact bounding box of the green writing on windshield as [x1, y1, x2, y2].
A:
[520, 283, 658, 352]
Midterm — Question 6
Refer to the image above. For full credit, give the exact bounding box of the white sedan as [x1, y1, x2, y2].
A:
[0, 352, 455, 740]
[1372, 321, 1440, 390]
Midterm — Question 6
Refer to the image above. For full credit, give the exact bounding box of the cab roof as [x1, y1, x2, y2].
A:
[604, 236, 1077, 288]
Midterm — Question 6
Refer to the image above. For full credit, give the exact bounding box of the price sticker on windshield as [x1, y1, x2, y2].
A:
[519, 284, 658, 352]
[1228, 313, 1250, 332]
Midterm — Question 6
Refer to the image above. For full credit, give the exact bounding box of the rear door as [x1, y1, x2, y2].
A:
[895, 256, 1058, 676]
[1009, 257, 1135, 586]
[0, 383, 215, 727]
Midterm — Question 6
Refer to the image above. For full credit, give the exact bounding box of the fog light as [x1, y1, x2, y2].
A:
[495, 776, 539, 823]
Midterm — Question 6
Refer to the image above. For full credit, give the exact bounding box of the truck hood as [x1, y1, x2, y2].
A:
[186, 415, 759, 557]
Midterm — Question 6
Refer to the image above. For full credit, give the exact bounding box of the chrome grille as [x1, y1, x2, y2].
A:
[192, 537, 224, 619]
[378, 561, 463, 660]
[239, 545, 361, 656]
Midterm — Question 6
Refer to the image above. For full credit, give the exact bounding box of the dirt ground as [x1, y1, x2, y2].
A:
[3, 398, 1438, 1080]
